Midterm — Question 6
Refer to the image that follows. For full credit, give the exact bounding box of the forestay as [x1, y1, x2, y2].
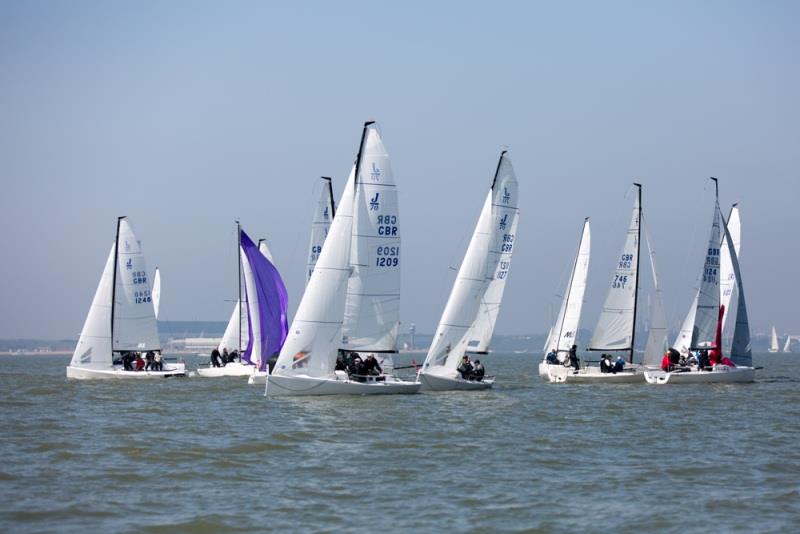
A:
[273, 167, 356, 378]
[341, 126, 401, 352]
[307, 177, 335, 284]
[543, 218, 591, 354]
[423, 151, 519, 372]
[588, 189, 641, 353]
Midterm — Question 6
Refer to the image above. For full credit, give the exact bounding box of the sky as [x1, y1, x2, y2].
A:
[0, 1, 798, 340]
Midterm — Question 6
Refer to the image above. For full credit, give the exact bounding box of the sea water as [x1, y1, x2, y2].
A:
[0, 353, 798, 533]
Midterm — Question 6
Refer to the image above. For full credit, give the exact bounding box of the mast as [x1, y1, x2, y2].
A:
[236, 219, 242, 352]
[555, 217, 589, 353]
[109, 216, 125, 351]
[490, 150, 507, 190]
[322, 176, 336, 217]
[353, 121, 375, 194]
[629, 183, 642, 363]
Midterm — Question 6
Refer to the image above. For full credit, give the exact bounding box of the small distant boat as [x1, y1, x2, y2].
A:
[538, 218, 590, 378]
[784, 335, 793, 353]
[418, 151, 519, 391]
[66, 217, 186, 379]
[266, 122, 420, 396]
[645, 178, 756, 384]
[548, 183, 665, 383]
[769, 326, 779, 353]
[200, 226, 288, 378]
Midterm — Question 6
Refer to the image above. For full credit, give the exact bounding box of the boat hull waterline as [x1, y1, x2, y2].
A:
[546, 366, 646, 384]
[644, 366, 755, 384]
[66, 364, 186, 380]
[196, 362, 255, 378]
[266, 374, 421, 396]
[418, 372, 494, 391]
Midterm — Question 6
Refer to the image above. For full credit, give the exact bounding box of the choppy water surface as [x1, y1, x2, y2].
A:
[1, 353, 798, 533]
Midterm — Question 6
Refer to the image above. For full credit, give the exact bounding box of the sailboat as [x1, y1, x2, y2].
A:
[769, 326, 779, 352]
[266, 121, 420, 396]
[538, 218, 590, 377]
[66, 217, 186, 379]
[547, 183, 664, 383]
[418, 151, 519, 391]
[674, 205, 741, 355]
[199, 226, 288, 377]
[248, 178, 336, 385]
[784, 335, 793, 353]
[645, 178, 756, 384]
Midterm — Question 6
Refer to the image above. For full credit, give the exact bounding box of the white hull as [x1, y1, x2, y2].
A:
[546, 365, 645, 384]
[196, 362, 255, 377]
[266, 373, 421, 396]
[248, 371, 267, 385]
[644, 366, 755, 384]
[418, 372, 494, 391]
[538, 361, 567, 377]
[66, 363, 186, 380]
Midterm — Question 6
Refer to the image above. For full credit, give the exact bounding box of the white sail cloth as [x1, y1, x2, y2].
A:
[273, 167, 356, 378]
[307, 177, 335, 284]
[341, 127, 401, 352]
[543, 219, 591, 355]
[423, 152, 519, 374]
[588, 192, 641, 351]
[71, 219, 160, 369]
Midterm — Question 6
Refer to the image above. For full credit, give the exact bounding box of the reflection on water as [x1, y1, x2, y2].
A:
[0, 353, 798, 532]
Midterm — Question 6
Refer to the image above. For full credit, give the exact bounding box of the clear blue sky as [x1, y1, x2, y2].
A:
[1, 1, 797, 339]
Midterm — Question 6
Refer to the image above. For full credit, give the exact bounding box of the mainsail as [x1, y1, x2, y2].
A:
[690, 190, 722, 349]
[543, 218, 591, 355]
[423, 151, 519, 373]
[240, 229, 289, 372]
[588, 185, 641, 360]
[341, 125, 401, 352]
[307, 177, 335, 284]
[112, 218, 160, 352]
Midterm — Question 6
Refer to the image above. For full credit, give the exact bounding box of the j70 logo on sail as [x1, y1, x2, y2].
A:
[499, 214, 508, 230]
[503, 187, 511, 204]
[323, 207, 329, 221]
[370, 162, 381, 181]
[370, 192, 380, 211]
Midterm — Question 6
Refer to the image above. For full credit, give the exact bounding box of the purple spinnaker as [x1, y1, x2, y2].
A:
[239, 229, 289, 371]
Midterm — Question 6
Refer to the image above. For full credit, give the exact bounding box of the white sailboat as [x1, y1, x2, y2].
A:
[548, 183, 664, 383]
[418, 151, 520, 391]
[199, 229, 282, 377]
[645, 179, 756, 384]
[266, 121, 420, 396]
[674, 205, 741, 355]
[783, 335, 793, 353]
[66, 217, 186, 379]
[769, 326, 779, 353]
[539, 218, 590, 377]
